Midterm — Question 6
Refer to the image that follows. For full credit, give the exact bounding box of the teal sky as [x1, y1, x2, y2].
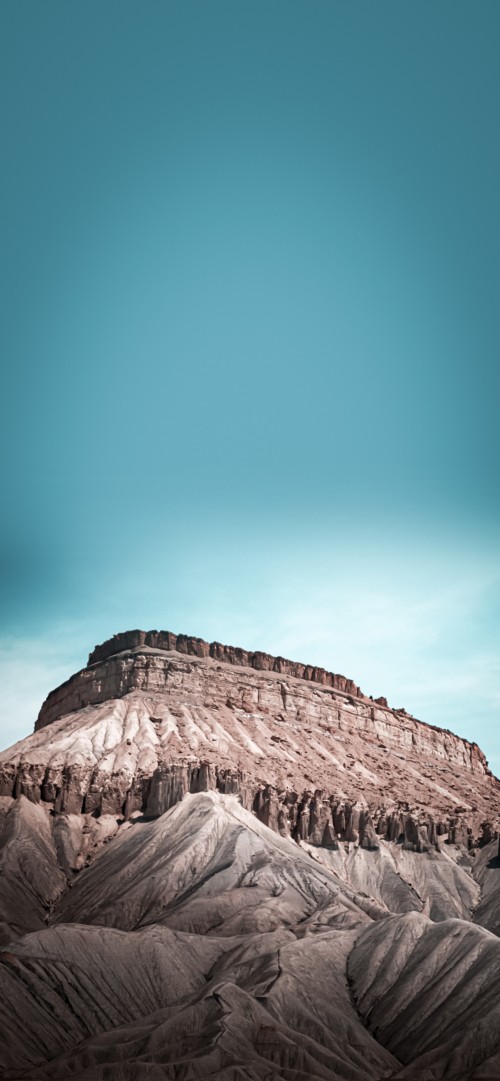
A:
[1, 2, 499, 769]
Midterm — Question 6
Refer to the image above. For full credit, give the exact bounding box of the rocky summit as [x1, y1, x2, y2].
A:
[1, 629, 500, 1081]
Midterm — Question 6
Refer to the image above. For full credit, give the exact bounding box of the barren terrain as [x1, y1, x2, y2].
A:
[1, 630, 499, 1080]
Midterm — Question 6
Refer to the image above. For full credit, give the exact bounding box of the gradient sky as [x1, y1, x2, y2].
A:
[1, 2, 499, 769]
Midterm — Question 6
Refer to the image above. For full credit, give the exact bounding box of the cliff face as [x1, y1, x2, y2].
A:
[36, 628, 362, 729]
[2, 630, 498, 850]
[2, 632, 500, 1081]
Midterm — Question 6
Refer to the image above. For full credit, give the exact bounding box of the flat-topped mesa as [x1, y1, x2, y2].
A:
[35, 629, 362, 731]
[33, 629, 491, 780]
[3, 627, 496, 845]
[87, 629, 363, 694]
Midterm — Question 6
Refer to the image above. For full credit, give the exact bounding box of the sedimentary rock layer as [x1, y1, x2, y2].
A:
[1, 632, 497, 848]
[36, 630, 363, 730]
[1, 617, 500, 1081]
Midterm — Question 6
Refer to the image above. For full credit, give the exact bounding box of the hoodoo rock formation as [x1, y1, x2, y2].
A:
[1, 629, 500, 1080]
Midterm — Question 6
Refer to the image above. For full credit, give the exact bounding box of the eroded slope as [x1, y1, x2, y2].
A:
[1, 793, 500, 1081]
[2, 634, 499, 849]
[1, 630, 499, 1081]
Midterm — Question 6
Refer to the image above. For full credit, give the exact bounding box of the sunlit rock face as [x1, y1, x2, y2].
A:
[1, 630, 500, 1080]
[2, 630, 499, 847]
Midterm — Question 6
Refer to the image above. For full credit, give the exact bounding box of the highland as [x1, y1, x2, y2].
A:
[0, 629, 499, 1080]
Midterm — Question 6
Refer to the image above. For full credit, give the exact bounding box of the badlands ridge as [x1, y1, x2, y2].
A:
[0, 629, 499, 1080]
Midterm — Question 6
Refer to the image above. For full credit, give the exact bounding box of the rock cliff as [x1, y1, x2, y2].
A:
[1, 630, 497, 851]
[35, 628, 363, 730]
[1, 632, 500, 1080]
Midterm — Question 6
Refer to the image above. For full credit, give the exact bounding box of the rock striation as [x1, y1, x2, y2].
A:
[1, 630, 498, 852]
[0, 791, 499, 1080]
[1, 631, 500, 1081]
[36, 628, 363, 730]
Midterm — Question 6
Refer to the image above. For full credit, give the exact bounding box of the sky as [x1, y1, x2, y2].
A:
[1, 2, 499, 769]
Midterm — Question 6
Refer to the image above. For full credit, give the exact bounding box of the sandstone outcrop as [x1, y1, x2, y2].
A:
[1, 631, 497, 850]
[35, 629, 363, 731]
[1, 630, 500, 1080]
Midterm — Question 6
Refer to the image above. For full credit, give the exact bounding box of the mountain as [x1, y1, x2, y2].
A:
[4, 629, 499, 844]
[0, 629, 499, 1080]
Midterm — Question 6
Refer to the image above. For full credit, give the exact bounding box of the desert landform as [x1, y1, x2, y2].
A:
[1, 629, 499, 1080]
